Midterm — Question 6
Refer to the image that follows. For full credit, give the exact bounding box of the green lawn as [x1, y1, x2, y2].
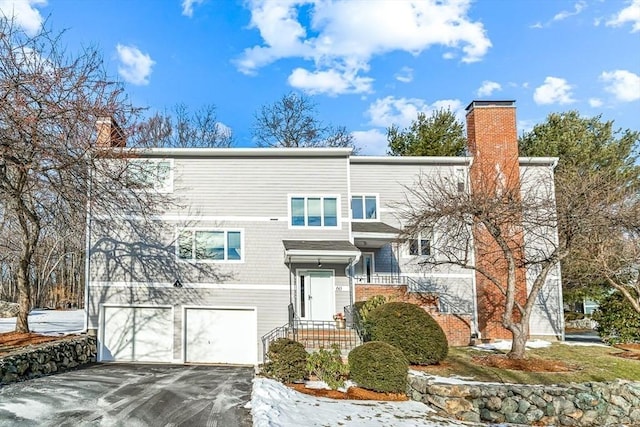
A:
[417, 343, 640, 385]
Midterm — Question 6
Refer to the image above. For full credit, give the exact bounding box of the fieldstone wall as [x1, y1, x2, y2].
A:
[408, 373, 640, 426]
[0, 335, 96, 385]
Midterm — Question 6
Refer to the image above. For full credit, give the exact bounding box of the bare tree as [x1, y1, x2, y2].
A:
[562, 167, 640, 313]
[131, 103, 233, 148]
[0, 18, 150, 332]
[252, 92, 356, 150]
[398, 163, 598, 359]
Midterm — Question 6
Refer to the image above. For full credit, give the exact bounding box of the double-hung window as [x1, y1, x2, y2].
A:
[290, 196, 338, 227]
[351, 195, 377, 220]
[178, 229, 243, 262]
[128, 159, 173, 192]
[408, 232, 431, 256]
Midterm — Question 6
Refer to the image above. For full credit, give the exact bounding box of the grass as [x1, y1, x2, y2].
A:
[416, 343, 640, 385]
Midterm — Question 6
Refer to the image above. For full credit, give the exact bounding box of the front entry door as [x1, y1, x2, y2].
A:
[356, 253, 375, 282]
[298, 270, 334, 321]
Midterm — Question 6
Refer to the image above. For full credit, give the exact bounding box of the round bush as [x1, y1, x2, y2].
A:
[369, 302, 448, 365]
[263, 338, 308, 383]
[593, 292, 640, 344]
[348, 341, 408, 393]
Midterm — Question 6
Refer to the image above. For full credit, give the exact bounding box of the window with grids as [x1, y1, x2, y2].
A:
[408, 233, 431, 256]
[177, 229, 242, 261]
[351, 195, 377, 220]
[290, 196, 338, 227]
[127, 159, 172, 192]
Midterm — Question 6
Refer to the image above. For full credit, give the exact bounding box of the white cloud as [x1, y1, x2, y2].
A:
[600, 69, 640, 102]
[351, 129, 388, 155]
[476, 80, 502, 97]
[0, 0, 47, 36]
[589, 98, 603, 108]
[116, 44, 155, 86]
[366, 96, 464, 128]
[607, 0, 640, 32]
[553, 1, 586, 21]
[236, 0, 491, 95]
[395, 67, 413, 83]
[182, 0, 205, 17]
[288, 67, 373, 96]
[533, 77, 575, 105]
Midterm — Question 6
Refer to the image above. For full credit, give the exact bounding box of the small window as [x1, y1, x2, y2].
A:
[127, 159, 173, 192]
[290, 196, 339, 227]
[408, 233, 431, 256]
[351, 195, 378, 220]
[177, 229, 243, 262]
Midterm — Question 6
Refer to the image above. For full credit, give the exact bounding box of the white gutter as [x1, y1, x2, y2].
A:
[119, 147, 354, 158]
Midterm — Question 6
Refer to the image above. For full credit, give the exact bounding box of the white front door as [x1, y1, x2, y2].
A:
[298, 270, 334, 321]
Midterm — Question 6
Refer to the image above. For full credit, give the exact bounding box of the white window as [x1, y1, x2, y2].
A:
[290, 196, 339, 227]
[128, 159, 173, 192]
[408, 232, 431, 256]
[177, 229, 243, 262]
[351, 195, 378, 220]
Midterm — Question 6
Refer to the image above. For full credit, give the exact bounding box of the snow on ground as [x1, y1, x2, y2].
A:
[250, 378, 474, 427]
[560, 340, 609, 347]
[0, 309, 84, 335]
[472, 339, 552, 352]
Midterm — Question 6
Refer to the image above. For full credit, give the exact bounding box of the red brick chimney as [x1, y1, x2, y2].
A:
[96, 117, 126, 148]
[466, 100, 527, 340]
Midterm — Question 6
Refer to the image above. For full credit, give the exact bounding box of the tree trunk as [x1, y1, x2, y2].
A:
[15, 260, 32, 332]
[507, 323, 529, 359]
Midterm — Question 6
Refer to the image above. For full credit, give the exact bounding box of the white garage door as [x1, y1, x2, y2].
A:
[184, 307, 257, 365]
[101, 305, 173, 362]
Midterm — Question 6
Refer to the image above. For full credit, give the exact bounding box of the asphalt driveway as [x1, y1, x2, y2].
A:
[0, 364, 253, 427]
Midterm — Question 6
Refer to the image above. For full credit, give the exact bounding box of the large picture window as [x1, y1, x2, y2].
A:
[351, 195, 377, 220]
[178, 229, 243, 262]
[290, 196, 339, 227]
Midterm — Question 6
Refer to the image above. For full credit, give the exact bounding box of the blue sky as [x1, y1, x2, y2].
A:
[2, 0, 639, 154]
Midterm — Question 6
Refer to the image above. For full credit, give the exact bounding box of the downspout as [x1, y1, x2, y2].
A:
[83, 152, 92, 335]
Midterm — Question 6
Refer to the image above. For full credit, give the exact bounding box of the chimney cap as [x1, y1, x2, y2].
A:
[465, 100, 516, 112]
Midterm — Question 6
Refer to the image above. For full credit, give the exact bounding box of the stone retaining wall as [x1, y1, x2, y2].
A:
[0, 335, 97, 385]
[408, 373, 640, 426]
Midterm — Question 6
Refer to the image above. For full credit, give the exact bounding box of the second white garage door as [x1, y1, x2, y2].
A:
[183, 307, 257, 365]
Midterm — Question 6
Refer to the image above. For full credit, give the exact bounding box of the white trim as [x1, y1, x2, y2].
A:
[287, 194, 342, 229]
[90, 282, 290, 290]
[121, 147, 353, 158]
[181, 305, 258, 365]
[350, 156, 472, 165]
[98, 303, 174, 362]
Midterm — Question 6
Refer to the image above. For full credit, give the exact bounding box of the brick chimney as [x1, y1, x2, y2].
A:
[96, 117, 126, 148]
[466, 100, 527, 340]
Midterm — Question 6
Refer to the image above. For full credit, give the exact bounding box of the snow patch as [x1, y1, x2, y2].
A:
[0, 309, 84, 335]
[472, 339, 551, 352]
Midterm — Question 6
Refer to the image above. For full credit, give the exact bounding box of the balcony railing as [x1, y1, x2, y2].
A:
[354, 273, 423, 291]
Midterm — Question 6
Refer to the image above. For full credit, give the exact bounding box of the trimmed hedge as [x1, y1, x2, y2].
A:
[348, 341, 408, 393]
[263, 338, 308, 383]
[369, 302, 448, 365]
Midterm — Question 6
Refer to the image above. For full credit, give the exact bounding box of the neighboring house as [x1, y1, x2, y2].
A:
[86, 100, 564, 365]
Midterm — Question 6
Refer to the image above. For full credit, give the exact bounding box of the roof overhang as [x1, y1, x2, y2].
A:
[351, 222, 401, 249]
[283, 240, 361, 265]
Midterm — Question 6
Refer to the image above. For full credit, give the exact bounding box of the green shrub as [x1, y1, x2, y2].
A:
[357, 295, 387, 341]
[306, 345, 349, 390]
[593, 292, 640, 344]
[369, 302, 448, 365]
[348, 341, 408, 393]
[263, 338, 308, 383]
